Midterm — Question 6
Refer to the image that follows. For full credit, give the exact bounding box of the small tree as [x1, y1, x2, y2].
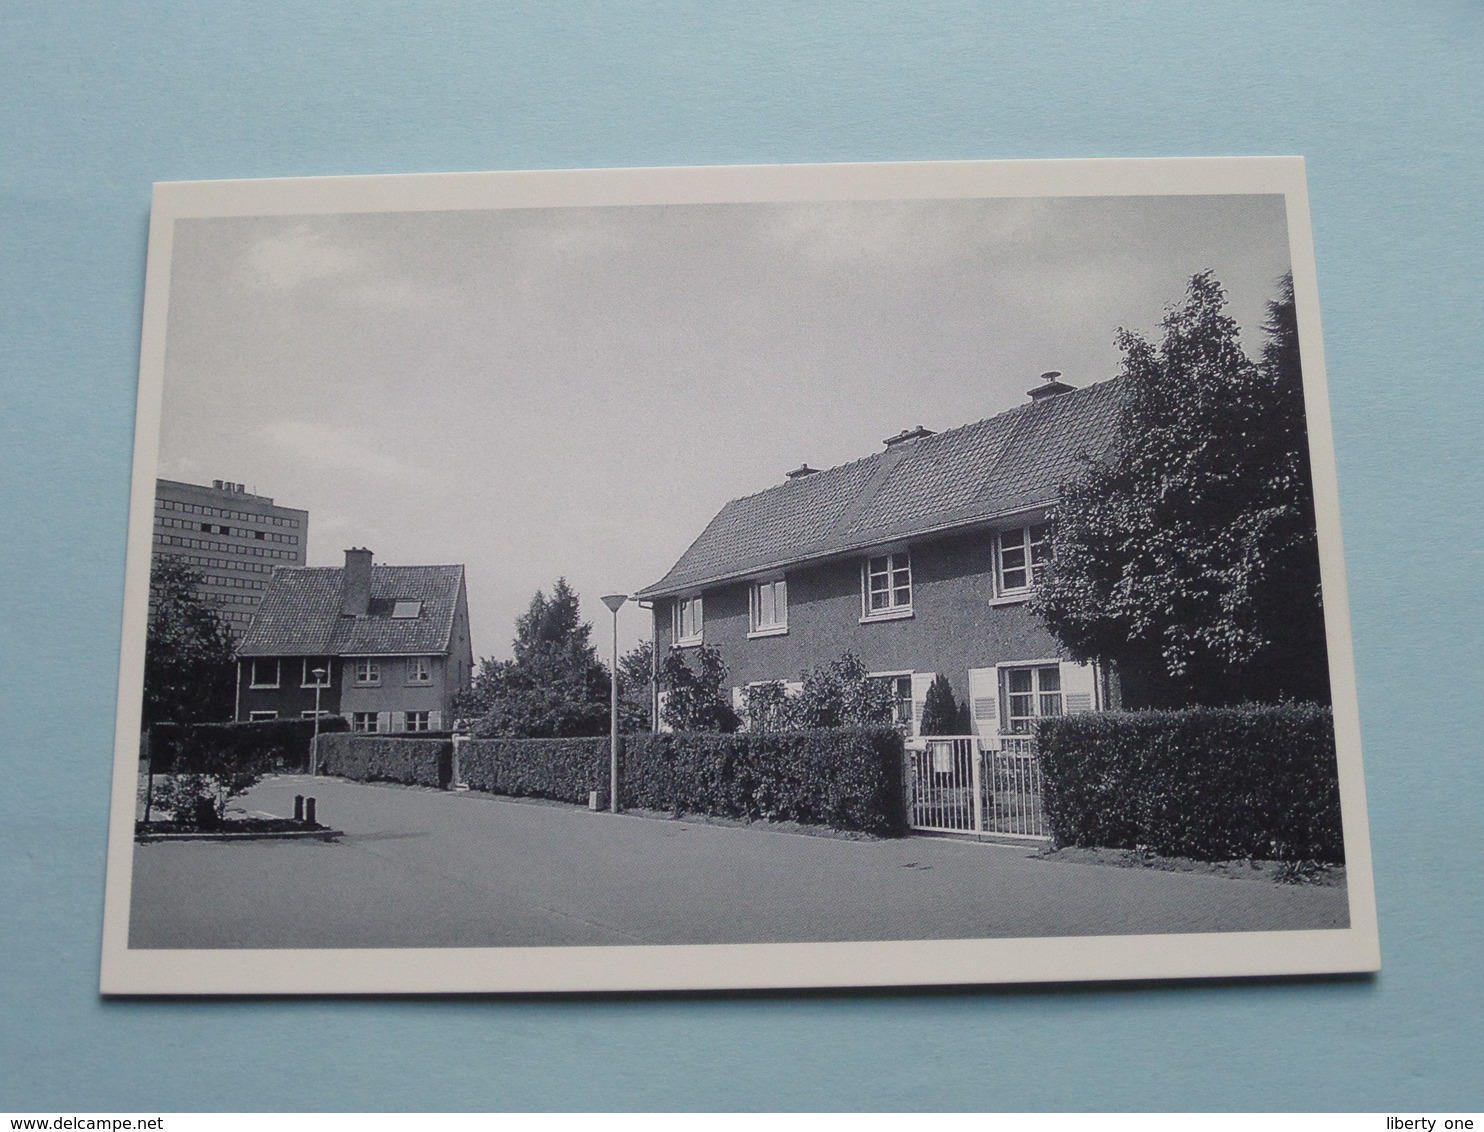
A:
[786, 653, 894, 729]
[918, 674, 968, 735]
[143, 557, 237, 728]
[456, 579, 612, 738]
[617, 639, 655, 733]
[659, 645, 740, 732]
[743, 681, 792, 733]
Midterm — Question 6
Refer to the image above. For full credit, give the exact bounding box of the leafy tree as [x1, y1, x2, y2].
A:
[743, 680, 792, 733]
[617, 638, 655, 733]
[919, 673, 969, 735]
[142, 557, 236, 728]
[1032, 271, 1329, 707]
[659, 644, 740, 732]
[456, 579, 612, 738]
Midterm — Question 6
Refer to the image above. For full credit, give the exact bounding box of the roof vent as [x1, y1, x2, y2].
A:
[1028, 371, 1076, 401]
[883, 425, 936, 447]
[785, 463, 821, 480]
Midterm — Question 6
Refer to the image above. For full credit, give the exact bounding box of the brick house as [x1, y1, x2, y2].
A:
[234, 548, 474, 733]
[634, 375, 1126, 743]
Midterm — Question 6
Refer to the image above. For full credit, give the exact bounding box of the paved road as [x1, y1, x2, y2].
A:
[128, 775, 1350, 949]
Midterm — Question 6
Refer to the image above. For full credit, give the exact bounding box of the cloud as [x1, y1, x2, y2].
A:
[240, 223, 434, 308]
[258, 420, 432, 485]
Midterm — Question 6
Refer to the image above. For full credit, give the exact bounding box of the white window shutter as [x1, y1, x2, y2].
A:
[390, 711, 406, 733]
[1060, 661, 1098, 713]
[785, 681, 804, 696]
[731, 686, 743, 713]
[910, 672, 936, 736]
[656, 690, 671, 732]
[376, 711, 391, 733]
[429, 710, 442, 731]
[968, 666, 999, 738]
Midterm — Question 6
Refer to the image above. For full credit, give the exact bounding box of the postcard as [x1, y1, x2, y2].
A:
[100, 157, 1379, 994]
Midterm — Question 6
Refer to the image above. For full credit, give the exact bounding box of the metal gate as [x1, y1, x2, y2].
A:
[905, 736, 1049, 840]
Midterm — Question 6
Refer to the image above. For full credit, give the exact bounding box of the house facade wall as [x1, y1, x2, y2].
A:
[654, 528, 1103, 733]
[236, 656, 340, 720]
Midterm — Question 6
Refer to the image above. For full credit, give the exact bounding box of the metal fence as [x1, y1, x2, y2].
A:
[905, 736, 1049, 840]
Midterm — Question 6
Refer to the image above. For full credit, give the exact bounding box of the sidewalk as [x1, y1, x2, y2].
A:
[128, 774, 1350, 949]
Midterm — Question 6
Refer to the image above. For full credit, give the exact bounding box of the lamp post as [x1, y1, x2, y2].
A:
[600, 594, 628, 813]
[310, 666, 327, 775]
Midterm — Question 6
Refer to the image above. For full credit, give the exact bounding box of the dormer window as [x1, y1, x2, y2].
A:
[674, 595, 703, 646]
[996, 524, 1049, 596]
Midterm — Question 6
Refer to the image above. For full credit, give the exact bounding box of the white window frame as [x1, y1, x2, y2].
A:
[861, 551, 913, 622]
[351, 711, 379, 733]
[994, 523, 1051, 601]
[300, 710, 332, 720]
[353, 658, 381, 686]
[867, 670, 915, 729]
[673, 595, 704, 646]
[404, 710, 431, 733]
[248, 658, 280, 689]
[301, 659, 331, 688]
[748, 577, 788, 637]
[1000, 661, 1064, 735]
[405, 656, 433, 685]
[247, 710, 278, 721]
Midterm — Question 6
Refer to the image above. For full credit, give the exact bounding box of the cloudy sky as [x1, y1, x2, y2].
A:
[156, 191, 1292, 661]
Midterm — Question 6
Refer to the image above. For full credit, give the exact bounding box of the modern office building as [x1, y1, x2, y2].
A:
[152, 478, 309, 634]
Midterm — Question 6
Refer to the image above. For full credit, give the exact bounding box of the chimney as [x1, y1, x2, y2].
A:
[341, 548, 373, 617]
[1028, 371, 1076, 401]
[785, 463, 821, 480]
[212, 479, 223, 490]
[883, 425, 936, 447]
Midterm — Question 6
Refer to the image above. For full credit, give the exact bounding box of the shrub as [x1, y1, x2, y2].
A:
[659, 645, 740, 732]
[315, 733, 453, 789]
[1037, 703, 1342, 862]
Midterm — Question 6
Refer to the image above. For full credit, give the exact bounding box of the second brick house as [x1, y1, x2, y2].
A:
[234, 548, 474, 733]
[634, 374, 1125, 743]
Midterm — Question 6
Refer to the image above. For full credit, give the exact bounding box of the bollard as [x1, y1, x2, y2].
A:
[588, 790, 600, 811]
[305, 797, 317, 825]
[294, 795, 304, 821]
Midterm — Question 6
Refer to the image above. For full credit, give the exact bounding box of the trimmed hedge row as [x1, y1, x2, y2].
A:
[1037, 703, 1343, 862]
[458, 737, 610, 803]
[624, 728, 906, 835]
[316, 733, 453, 789]
[458, 728, 907, 836]
[149, 716, 349, 774]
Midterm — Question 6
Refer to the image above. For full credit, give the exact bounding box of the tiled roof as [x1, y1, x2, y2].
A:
[636, 379, 1125, 598]
[236, 564, 466, 657]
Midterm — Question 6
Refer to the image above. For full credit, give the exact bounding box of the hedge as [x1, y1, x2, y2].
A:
[149, 716, 349, 775]
[1037, 703, 1343, 863]
[459, 728, 907, 836]
[458, 737, 610, 803]
[315, 733, 453, 789]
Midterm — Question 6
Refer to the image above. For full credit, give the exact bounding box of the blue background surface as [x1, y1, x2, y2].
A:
[2, 2, 1480, 1111]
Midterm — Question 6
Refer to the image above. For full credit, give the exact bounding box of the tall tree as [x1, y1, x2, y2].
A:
[142, 557, 237, 727]
[455, 579, 612, 737]
[659, 644, 740, 732]
[1032, 272, 1330, 707]
[616, 638, 655, 734]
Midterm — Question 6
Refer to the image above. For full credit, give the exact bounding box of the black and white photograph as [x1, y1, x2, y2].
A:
[100, 158, 1378, 994]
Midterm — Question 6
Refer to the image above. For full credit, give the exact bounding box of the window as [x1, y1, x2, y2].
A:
[869, 674, 915, 729]
[1003, 665, 1062, 733]
[354, 658, 381, 685]
[391, 600, 422, 619]
[302, 660, 331, 688]
[749, 578, 787, 635]
[674, 595, 703, 645]
[404, 711, 431, 732]
[247, 710, 278, 721]
[301, 710, 332, 719]
[248, 658, 280, 688]
[997, 524, 1050, 594]
[405, 656, 432, 685]
[352, 712, 379, 733]
[862, 552, 912, 618]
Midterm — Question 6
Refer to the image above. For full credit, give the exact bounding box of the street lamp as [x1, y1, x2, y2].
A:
[600, 594, 628, 813]
[310, 666, 327, 776]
